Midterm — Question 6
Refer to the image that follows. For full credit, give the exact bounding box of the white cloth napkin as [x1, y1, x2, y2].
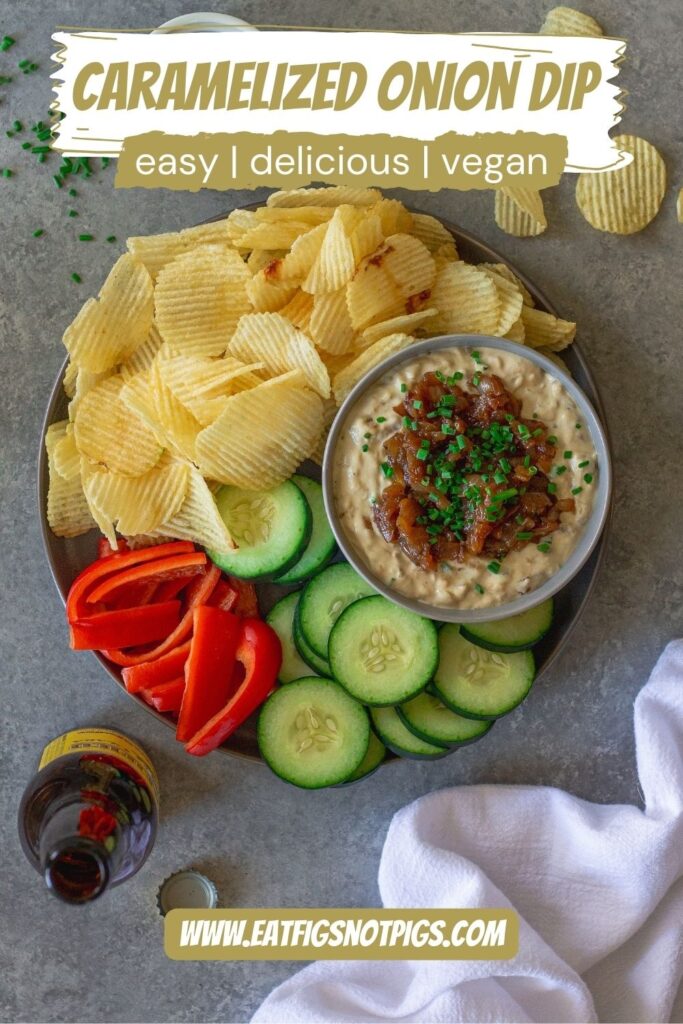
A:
[253, 640, 683, 1024]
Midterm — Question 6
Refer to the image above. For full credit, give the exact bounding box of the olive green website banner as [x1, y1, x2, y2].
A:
[164, 908, 519, 961]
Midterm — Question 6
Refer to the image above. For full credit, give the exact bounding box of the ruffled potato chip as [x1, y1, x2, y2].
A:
[478, 267, 524, 337]
[677, 188, 683, 223]
[254, 206, 334, 226]
[504, 317, 526, 343]
[53, 425, 81, 481]
[348, 214, 384, 266]
[277, 223, 328, 283]
[346, 259, 405, 330]
[120, 323, 165, 381]
[575, 135, 666, 235]
[332, 333, 415, 404]
[246, 267, 299, 312]
[539, 5, 602, 36]
[360, 307, 438, 347]
[63, 360, 78, 399]
[63, 254, 154, 373]
[82, 460, 189, 537]
[228, 313, 330, 398]
[368, 198, 413, 235]
[427, 263, 500, 336]
[309, 397, 338, 466]
[157, 352, 265, 406]
[495, 188, 547, 237]
[45, 421, 96, 538]
[409, 213, 457, 253]
[278, 290, 314, 332]
[478, 263, 534, 307]
[74, 375, 163, 476]
[155, 245, 252, 358]
[303, 207, 356, 295]
[152, 465, 236, 552]
[521, 306, 576, 351]
[149, 359, 202, 461]
[538, 347, 572, 376]
[195, 371, 323, 489]
[267, 185, 381, 208]
[309, 289, 356, 355]
[127, 219, 231, 280]
[234, 220, 314, 251]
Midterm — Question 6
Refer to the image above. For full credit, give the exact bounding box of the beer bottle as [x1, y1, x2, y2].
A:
[18, 728, 159, 904]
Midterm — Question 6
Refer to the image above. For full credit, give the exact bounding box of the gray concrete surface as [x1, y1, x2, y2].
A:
[1, 1, 681, 1021]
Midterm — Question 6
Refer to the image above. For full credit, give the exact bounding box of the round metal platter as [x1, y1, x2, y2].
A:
[38, 207, 611, 766]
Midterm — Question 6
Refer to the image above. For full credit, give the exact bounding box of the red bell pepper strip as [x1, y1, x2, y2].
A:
[207, 579, 238, 611]
[107, 579, 160, 611]
[154, 576, 196, 603]
[185, 619, 282, 756]
[227, 578, 259, 617]
[67, 541, 195, 622]
[98, 537, 128, 559]
[122, 639, 191, 694]
[102, 563, 221, 667]
[86, 552, 207, 606]
[69, 601, 181, 651]
[140, 676, 186, 714]
[176, 606, 242, 742]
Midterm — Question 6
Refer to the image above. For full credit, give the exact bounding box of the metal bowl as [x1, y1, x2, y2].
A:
[322, 335, 612, 624]
[38, 210, 612, 763]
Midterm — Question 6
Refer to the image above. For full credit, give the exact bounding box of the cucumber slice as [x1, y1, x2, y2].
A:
[208, 481, 311, 580]
[433, 625, 535, 720]
[297, 563, 375, 659]
[266, 593, 316, 685]
[339, 732, 387, 785]
[293, 611, 331, 676]
[258, 677, 370, 789]
[275, 476, 336, 584]
[329, 596, 438, 706]
[460, 599, 554, 652]
[398, 692, 492, 747]
[370, 706, 449, 760]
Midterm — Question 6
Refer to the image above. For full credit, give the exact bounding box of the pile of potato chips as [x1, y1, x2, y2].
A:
[47, 185, 577, 550]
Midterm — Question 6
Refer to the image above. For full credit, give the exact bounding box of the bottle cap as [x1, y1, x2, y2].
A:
[156, 870, 218, 916]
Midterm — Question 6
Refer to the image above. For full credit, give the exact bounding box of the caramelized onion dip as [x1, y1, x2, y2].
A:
[332, 346, 597, 609]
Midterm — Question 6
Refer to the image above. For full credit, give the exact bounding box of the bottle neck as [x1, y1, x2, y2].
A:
[39, 801, 120, 904]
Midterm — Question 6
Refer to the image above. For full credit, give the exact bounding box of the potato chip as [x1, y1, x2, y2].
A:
[348, 214, 384, 265]
[45, 421, 95, 538]
[119, 368, 163, 441]
[539, 5, 603, 36]
[246, 248, 287, 274]
[303, 207, 356, 294]
[520, 307, 576, 351]
[235, 221, 315, 251]
[120, 323, 165, 381]
[382, 233, 436, 299]
[346, 258, 405, 330]
[68, 367, 113, 422]
[278, 222, 328, 283]
[82, 460, 189, 537]
[575, 135, 666, 235]
[279, 290, 314, 332]
[63, 360, 78, 399]
[74, 375, 163, 476]
[225, 208, 259, 241]
[677, 188, 683, 223]
[195, 371, 323, 489]
[53, 426, 81, 481]
[538, 347, 572, 376]
[158, 353, 265, 406]
[246, 266, 299, 312]
[428, 263, 500, 336]
[504, 317, 526, 343]
[367, 198, 413, 235]
[149, 359, 202, 461]
[254, 206, 334, 226]
[63, 254, 154, 373]
[183, 395, 232, 427]
[309, 289, 356, 355]
[228, 313, 330, 398]
[152, 465, 236, 552]
[478, 267, 524, 337]
[360, 308, 438, 347]
[332, 333, 415, 404]
[155, 245, 252, 358]
[267, 185, 381, 208]
[409, 212, 457, 253]
[309, 397, 338, 465]
[124, 533, 174, 549]
[127, 219, 230, 280]
[478, 262, 534, 307]
[495, 188, 547, 237]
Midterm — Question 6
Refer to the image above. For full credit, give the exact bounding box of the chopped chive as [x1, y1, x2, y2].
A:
[68, 188, 77, 197]
[52, 174, 63, 188]
[380, 462, 393, 478]
[0, 35, 16, 51]
[515, 514, 525, 525]
[575, 423, 582, 429]
[572, 486, 583, 495]
[1, 168, 12, 178]
[555, 465, 567, 476]
[547, 482, 557, 494]
[456, 435, 467, 450]
[18, 59, 29, 69]
[516, 531, 533, 540]
[584, 473, 593, 484]
[416, 449, 429, 461]
[5, 130, 14, 138]
[101, 157, 110, 169]
[523, 454, 531, 468]
[363, 432, 372, 439]
[472, 374, 481, 387]
[376, 416, 386, 424]
[361, 444, 368, 453]
[547, 434, 557, 444]
[474, 583, 485, 595]
[31, 146, 50, 153]
[563, 450, 573, 459]
[578, 459, 589, 468]
[493, 471, 507, 485]
[500, 458, 511, 474]
[487, 561, 501, 575]
[12, 120, 22, 132]
[412, 399, 423, 410]
[71, 272, 82, 283]
[537, 543, 551, 553]
[37, 153, 45, 163]
[78, 233, 94, 241]
[400, 382, 407, 393]
[68, 209, 78, 217]
[32, 228, 44, 237]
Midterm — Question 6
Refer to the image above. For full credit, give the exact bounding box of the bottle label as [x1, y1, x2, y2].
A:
[39, 728, 160, 805]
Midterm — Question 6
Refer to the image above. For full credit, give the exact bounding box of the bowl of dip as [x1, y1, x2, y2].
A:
[323, 336, 611, 624]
